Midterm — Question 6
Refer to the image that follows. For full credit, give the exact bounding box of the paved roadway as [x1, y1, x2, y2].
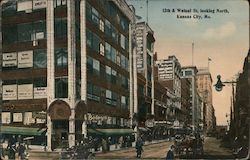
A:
[96, 140, 174, 159]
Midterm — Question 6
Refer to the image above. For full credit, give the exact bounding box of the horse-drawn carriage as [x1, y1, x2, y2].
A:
[174, 135, 204, 157]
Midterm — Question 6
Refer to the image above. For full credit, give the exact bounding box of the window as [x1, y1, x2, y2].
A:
[87, 56, 93, 74]
[111, 25, 118, 43]
[121, 54, 126, 69]
[2, 0, 17, 16]
[105, 42, 111, 60]
[185, 70, 192, 76]
[91, 7, 99, 26]
[87, 83, 101, 102]
[54, 0, 67, 8]
[2, 25, 17, 44]
[86, 29, 92, 47]
[18, 23, 32, 42]
[106, 89, 112, 105]
[33, 20, 46, 40]
[111, 70, 117, 84]
[92, 33, 100, 52]
[99, 19, 104, 32]
[121, 96, 126, 108]
[93, 59, 100, 76]
[104, 19, 111, 37]
[111, 48, 116, 63]
[121, 75, 128, 90]
[105, 66, 111, 83]
[55, 18, 67, 39]
[100, 43, 104, 56]
[76, 79, 81, 99]
[34, 78, 47, 87]
[116, 52, 121, 66]
[120, 34, 125, 49]
[55, 77, 68, 98]
[33, 49, 47, 68]
[120, 17, 129, 31]
[55, 48, 68, 68]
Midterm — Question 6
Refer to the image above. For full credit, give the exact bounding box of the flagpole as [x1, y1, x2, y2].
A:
[192, 42, 194, 66]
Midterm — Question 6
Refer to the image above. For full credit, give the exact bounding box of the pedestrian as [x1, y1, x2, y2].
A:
[166, 145, 175, 160]
[135, 137, 144, 158]
[18, 143, 26, 160]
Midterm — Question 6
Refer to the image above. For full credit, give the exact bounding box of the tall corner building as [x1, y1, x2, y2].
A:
[1, 0, 136, 150]
[196, 67, 214, 133]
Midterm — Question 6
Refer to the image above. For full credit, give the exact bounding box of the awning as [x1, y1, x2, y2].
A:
[1, 126, 46, 136]
[88, 128, 135, 136]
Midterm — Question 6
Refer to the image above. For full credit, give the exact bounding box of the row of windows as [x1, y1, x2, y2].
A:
[87, 29, 129, 71]
[3, 20, 46, 44]
[86, 2, 129, 52]
[2, 0, 66, 17]
[87, 82, 129, 109]
[2, 48, 67, 70]
[87, 56, 129, 90]
[3, 78, 46, 87]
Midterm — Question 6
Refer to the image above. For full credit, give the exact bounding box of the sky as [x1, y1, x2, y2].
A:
[127, 0, 249, 125]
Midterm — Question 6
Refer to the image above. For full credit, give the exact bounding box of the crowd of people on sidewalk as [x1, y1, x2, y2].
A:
[1, 135, 29, 160]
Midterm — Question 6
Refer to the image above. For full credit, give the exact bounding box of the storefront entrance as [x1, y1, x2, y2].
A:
[48, 100, 71, 149]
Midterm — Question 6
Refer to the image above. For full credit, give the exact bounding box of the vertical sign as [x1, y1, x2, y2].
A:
[136, 26, 144, 70]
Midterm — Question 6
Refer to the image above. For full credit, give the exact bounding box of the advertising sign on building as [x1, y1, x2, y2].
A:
[2, 112, 11, 124]
[13, 113, 23, 122]
[34, 87, 47, 99]
[18, 51, 33, 68]
[136, 27, 144, 69]
[3, 85, 17, 100]
[17, 0, 32, 12]
[24, 112, 35, 125]
[18, 84, 33, 100]
[33, 0, 47, 10]
[2, 52, 17, 67]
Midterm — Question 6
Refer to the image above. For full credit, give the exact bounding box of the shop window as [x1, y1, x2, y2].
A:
[55, 18, 67, 39]
[55, 48, 68, 68]
[55, 77, 68, 98]
[33, 49, 47, 68]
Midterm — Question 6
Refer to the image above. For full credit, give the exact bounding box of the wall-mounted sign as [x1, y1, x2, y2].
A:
[18, 51, 33, 68]
[24, 112, 35, 125]
[2, 112, 11, 124]
[3, 85, 17, 100]
[32, 111, 46, 119]
[34, 87, 47, 99]
[13, 113, 23, 122]
[17, 0, 32, 12]
[136, 27, 144, 69]
[18, 84, 33, 100]
[3, 52, 17, 67]
[33, 0, 47, 10]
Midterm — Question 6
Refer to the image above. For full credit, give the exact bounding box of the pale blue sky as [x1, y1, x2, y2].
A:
[127, 0, 249, 125]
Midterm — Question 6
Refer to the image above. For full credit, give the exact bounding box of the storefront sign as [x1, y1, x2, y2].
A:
[13, 113, 23, 122]
[18, 84, 33, 99]
[3, 85, 17, 100]
[2, 112, 11, 124]
[18, 51, 33, 68]
[34, 87, 47, 99]
[24, 112, 35, 125]
[33, 0, 47, 10]
[2, 52, 17, 67]
[32, 111, 46, 119]
[87, 113, 108, 122]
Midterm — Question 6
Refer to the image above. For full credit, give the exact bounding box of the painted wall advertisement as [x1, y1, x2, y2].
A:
[136, 26, 144, 70]
[3, 85, 17, 100]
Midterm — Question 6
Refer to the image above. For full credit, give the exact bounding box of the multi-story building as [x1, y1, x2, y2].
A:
[181, 66, 201, 131]
[181, 78, 192, 127]
[134, 22, 155, 127]
[1, 0, 135, 150]
[196, 67, 214, 133]
[156, 55, 182, 122]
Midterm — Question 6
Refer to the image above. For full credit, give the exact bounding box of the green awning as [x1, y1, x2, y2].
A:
[1, 126, 46, 136]
[88, 128, 135, 136]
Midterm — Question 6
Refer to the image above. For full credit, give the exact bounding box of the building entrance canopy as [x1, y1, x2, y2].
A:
[88, 128, 135, 136]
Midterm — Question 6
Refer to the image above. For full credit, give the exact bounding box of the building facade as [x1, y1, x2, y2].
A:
[196, 67, 214, 133]
[1, 0, 135, 150]
[156, 55, 182, 122]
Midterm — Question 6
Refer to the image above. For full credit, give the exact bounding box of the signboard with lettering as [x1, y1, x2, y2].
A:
[17, 0, 32, 12]
[3, 85, 17, 100]
[13, 113, 23, 122]
[34, 87, 47, 99]
[2, 112, 11, 124]
[18, 51, 33, 68]
[18, 84, 33, 100]
[2, 52, 17, 67]
[33, 0, 47, 10]
[32, 111, 46, 119]
[136, 27, 144, 69]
